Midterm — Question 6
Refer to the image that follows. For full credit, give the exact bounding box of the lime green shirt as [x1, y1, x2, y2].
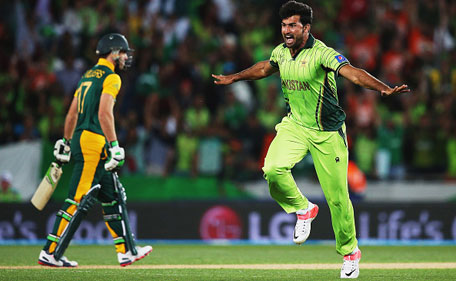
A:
[269, 34, 348, 131]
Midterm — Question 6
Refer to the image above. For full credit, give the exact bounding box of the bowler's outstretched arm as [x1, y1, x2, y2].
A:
[212, 60, 278, 85]
[338, 64, 410, 96]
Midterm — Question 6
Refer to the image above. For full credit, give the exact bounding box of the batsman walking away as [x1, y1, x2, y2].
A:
[38, 33, 152, 268]
[212, 1, 409, 279]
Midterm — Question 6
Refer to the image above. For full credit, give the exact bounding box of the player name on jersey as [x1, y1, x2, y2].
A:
[84, 69, 106, 79]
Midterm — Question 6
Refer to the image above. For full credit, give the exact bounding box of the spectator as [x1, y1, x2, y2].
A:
[0, 171, 21, 202]
[175, 124, 198, 176]
[354, 126, 377, 178]
[55, 55, 84, 100]
[376, 113, 405, 180]
[257, 83, 285, 130]
[446, 125, 456, 180]
[0, 0, 455, 182]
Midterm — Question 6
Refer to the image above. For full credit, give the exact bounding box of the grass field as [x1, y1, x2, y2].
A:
[1, 244, 456, 280]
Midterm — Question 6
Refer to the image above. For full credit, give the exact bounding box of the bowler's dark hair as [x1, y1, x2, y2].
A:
[279, 1, 313, 25]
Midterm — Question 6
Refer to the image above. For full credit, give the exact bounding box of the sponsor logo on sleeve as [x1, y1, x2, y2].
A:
[335, 54, 347, 63]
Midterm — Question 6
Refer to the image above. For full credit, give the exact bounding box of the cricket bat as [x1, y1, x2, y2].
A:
[31, 162, 63, 211]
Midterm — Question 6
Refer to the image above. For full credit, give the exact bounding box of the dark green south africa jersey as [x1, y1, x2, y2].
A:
[73, 58, 121, 135]
[270, 34, 349, 131]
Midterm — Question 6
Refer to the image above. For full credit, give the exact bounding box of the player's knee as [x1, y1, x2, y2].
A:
[327, 198, 343, 208]
[262, 164, 285, 183]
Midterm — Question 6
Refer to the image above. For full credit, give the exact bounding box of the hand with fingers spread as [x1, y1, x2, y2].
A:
[381, 84, 410, 97]
[211, 74, 236, 85]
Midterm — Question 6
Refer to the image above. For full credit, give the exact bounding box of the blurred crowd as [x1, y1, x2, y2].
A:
[0, 170, 20, 202]
[0, 0, 455, 182]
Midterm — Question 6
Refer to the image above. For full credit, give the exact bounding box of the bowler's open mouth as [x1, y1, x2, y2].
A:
[284, 34, 294, 44]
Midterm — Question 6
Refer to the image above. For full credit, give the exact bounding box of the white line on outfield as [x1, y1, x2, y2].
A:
[2, 263, 456, 270]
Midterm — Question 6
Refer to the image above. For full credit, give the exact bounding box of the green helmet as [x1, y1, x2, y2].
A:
[96, 33, 134, 67]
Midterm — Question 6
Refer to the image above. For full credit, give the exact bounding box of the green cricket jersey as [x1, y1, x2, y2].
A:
[73, 58, 121, 135]
[270, 34, 349, 131]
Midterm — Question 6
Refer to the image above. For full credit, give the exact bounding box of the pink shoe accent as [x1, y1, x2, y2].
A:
[343, 249, 361, 261]
[297, 204, 319, 220]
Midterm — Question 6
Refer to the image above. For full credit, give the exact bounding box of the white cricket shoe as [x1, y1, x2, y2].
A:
[293, 202, 319, 245]
[38, 250, 78, 267]
[340, 247, 361, 279]
[118, 245, 153, 267]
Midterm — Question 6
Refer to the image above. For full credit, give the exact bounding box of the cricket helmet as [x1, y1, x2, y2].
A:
[96, 33, 134, 67]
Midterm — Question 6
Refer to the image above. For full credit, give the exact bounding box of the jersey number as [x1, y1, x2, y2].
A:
[76, 81, 92, 113]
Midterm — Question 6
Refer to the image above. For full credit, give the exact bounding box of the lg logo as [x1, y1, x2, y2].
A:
[248, 212, 295, 240]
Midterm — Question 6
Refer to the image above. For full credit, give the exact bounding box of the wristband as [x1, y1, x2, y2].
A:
[109, 140, 119, 148]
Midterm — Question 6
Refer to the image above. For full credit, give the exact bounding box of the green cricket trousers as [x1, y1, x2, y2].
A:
[262, 116, 357, 255]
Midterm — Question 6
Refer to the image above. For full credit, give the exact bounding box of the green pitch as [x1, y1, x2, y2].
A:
[1, 244, 456, 280]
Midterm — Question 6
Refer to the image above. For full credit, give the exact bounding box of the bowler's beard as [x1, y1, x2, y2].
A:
[284, 33, 304, 49]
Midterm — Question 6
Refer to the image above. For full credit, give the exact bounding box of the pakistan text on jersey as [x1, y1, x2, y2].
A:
[281, 79, 310, 91]
[84, 69, 105, 79]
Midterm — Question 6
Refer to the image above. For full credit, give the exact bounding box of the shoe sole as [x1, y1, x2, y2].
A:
[120, 247, 153, 267]
[293, 205, 319, 245]
[38, 260, 77, 268]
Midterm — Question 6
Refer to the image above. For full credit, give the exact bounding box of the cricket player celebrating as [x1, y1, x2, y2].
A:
[212, 1, 409, 278]
[38, 33, 152, 267]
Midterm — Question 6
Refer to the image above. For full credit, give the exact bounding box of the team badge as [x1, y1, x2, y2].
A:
[301, 60, 307, 66]
[335, 54, 347, 63]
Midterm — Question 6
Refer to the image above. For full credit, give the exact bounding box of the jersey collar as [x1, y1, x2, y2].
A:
[303, 33, 315, 49]
[97, 58, 115, 71]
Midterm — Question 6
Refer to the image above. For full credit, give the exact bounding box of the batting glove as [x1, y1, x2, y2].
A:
[105, 141, 125, 171]
[53, 138, 71, 163]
